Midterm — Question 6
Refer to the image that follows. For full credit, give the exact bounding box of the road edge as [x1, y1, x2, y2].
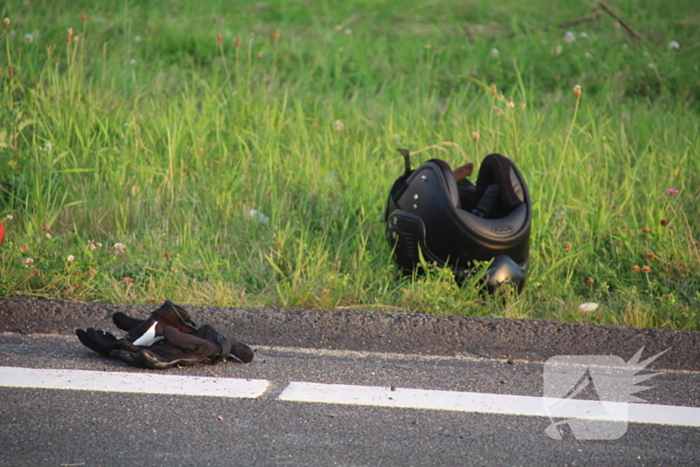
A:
[1, 297, 698, 370]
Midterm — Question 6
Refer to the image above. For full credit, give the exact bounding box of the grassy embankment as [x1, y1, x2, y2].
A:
[1, 0, 699, 329]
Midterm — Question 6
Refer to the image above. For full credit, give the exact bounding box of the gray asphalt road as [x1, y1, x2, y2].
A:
[1, 333, 699, 467]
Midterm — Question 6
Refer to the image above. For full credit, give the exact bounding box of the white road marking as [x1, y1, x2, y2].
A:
[3, 367, 699, 427]
[0, 366, 269, 399]
[278, 381, 700, 427]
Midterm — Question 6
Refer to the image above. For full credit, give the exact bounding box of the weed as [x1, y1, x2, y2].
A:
[0, 0, 698, 329]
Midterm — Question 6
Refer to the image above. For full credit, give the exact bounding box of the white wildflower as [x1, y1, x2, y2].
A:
[579, 32, 589, 39]
[551, 45, 563, 56]
[67, 255, 74, 262]
[489, 48, 500, 58]
[134, 36, 142, 43]
[114, 242, 126, 255]
[6, 215, 12, 220]
[24, 257, 34, 267]
[564, 31, 576, 43]
[24, 33, 33, 44]
[129, 59, 137, 65]
[333, 120, 345, 132]
[668, 40, 680, 51]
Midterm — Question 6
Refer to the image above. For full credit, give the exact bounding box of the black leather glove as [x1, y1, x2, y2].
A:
[76, 300, 254, 368]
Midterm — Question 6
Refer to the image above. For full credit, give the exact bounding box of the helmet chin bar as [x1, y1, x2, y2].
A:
[385, 151, 531, 294]
[386, 210, 527, 293]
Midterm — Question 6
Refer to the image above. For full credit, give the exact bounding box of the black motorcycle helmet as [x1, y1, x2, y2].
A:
[384, 149, 531, 292]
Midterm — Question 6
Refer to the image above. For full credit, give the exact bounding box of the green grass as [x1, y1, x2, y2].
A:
[1, 0, 699, 329]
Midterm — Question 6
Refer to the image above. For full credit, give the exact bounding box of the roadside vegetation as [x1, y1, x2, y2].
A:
[1, 0, 698, 329]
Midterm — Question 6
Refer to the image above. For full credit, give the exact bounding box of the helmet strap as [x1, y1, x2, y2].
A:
[452, 162, 474, 181]
[472, 184, 500, 218]
[396, 148, 411, 174]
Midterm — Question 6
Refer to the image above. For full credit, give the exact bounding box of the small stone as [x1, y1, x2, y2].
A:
[578, 302, 599, 312]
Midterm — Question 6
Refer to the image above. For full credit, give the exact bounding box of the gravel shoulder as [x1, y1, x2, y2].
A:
[1, 297, 698, 371]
